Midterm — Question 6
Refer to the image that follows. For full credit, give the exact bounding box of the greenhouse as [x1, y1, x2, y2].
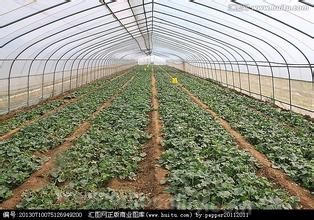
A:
[0, 0, 313, 214]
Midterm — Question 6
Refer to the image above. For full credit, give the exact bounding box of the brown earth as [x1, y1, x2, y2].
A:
[108, 71, 172, 209]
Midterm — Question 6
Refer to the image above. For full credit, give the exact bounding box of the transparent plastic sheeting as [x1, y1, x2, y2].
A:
[0, 0, 313, 115]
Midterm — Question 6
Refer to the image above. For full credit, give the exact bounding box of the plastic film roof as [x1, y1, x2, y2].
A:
[0, 0, 313, 81]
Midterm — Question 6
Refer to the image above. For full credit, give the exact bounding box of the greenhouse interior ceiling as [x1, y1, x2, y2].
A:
[0, 0, 313, 213]
[0, 0, 313, 115]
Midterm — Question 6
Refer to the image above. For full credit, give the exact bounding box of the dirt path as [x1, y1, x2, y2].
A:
[108, 71, 171, 209]
[178, 83, 314, 209]
[0, 76, 134, 210]
[0, 71, 129, 141]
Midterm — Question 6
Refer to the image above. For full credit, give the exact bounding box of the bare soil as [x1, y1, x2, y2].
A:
[108, 72, 171, 209]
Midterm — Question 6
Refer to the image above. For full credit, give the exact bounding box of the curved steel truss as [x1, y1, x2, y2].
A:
[0, 0, 313, 114]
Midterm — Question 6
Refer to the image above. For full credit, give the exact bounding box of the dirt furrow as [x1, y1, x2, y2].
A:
[0, 76, 134, 209]
[178, 83, 314, 209]
[108, 71, 171, 209]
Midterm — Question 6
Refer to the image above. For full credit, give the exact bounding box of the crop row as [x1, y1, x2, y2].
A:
[156, 71, 298, 209]
[0, 71, 127, 136]
[0, 71, 134, 202]
[18, 67, 152, 209]
[167, 66, 312, 135]
[172, 69, 313, 191]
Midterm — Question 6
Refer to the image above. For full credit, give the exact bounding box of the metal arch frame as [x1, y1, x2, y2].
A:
[153, 37, 219, 78]
[81, 43, 139, 82]
[191, 0, 314, 66]
[49, 17, 151, 92]
[49, 23, 148, 94]
[151, 22, 272, 99]
[5, 2, 150, 58]
[152, 25, 241, 89]
[97, 51, 142, 74]
[153, 19, 259, 90]
[153, 17, 261, 95]
[58, 36, 139, 92]
[99, 52, 138, 76]
[0, 0, 71, 29]
[60, 32, 143, 87]
[80, 50, 133, 85]
[117, 50, 143, 60]
[154, 8, 281, 102]
[153, 46, 216, 77]
[152, 35, 218, 74]
[153, 43, 209, 73]
[1, 0, 312, 113]
[69, 43, 135, 88]
[151, 39, 210, 73]
[299, 0, 314, 7]
[8, 10, 254, 88]
[21, 15, 228, 106]
[39, 21, 144, 97]
[87, 46, 139, 79]
[1, 0, 87, 45]
[1, 8, 306, 82]
[155, 40, 217, 78]
[108, 50, 191, 72]
[116, 23, 311, 112]
[40, 23, 146, 99]
[230, 0, 313, 38]
[1, 3, 107, 48]
[68, 22, 151, 75]
[152, 8, 312, 104]
[153, 51, 186, 63]
[153, 33, 230, 82]
[151, 0, 155, 53]
[93, 37, 202, 75]
[192, 0, 313, 109]
[3, 0, 312, 72]
[151, 50, 195, 72]
[127, 0, 150, 52]
[65, 36, 140, 90]
[102, 1, 148, 54]
[4, 3, 151, 63]
[22, 12, 260, 108]
[153, 51, 196, 71]
[7, 5, 152, 109]
[154, 32, 224, 76]
[155, 20, 246, 88]
[141, 0, 152, 53]
[155, 3, 293, 109]
[3, 19, 262, 111]
[154, 30, 227, 72]
[0, 6, 288, 83]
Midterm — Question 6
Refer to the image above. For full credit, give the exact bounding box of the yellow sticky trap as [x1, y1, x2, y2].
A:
[171, 77, 178, 84]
